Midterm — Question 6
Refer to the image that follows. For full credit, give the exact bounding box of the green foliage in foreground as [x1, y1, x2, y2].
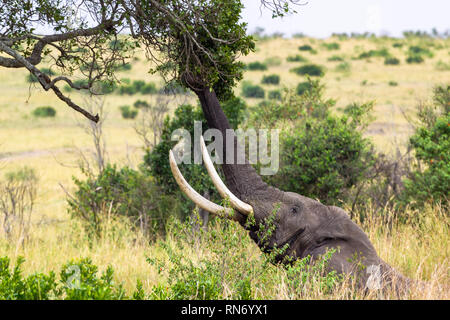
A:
[0, 256, 127, 300]
[0, 218, 342, 300]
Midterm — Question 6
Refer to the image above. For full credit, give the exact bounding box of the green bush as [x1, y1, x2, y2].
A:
[241, 82, 265, 98]
[298, 44, 314, 51]
[286, 54, 308, 62]
[406, 55, 424, 64]
[68, 164, 177, 238]
[245, 61, 268, 71]
[118, 80, 157, 95]
[357, 48, 390, 59]
[327, 55, 344, 62]
[388, 81, 398, 87]
[322, 42, 340, 50]
[119, 105, 138, 119]
[384, 57, 400, 65]
[261, 74, 280, 85]
[268, 90, 282, 100]
[264, 56, 282, 66]
[290, 64, 325, 77]
[400, 85, 449, 209]
[392, 42, 403, 48]
[0, 256, 130, 300]
[253, 80, 375, 205]
[408, 45, 433, 58]
[32, 106, 56, 118]
[334, 61, 351, 73]
[296, 81, 313, 95]
[133, 99, 150, 109]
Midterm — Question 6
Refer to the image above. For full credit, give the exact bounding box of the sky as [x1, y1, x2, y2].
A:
[241, 0, 450, 38]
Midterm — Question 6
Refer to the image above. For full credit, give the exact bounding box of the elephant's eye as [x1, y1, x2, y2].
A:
[290, 206, 299, 214]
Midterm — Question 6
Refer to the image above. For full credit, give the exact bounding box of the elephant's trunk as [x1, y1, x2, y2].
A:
[195, 88, 270, 201]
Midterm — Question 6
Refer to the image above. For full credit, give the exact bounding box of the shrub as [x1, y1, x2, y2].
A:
[384, 57, 400, 65]
[408, 45, 433, 58]
[388, 81, 398, 87]
[251, 79, 375, 205]
[261, 74, 280, 85]
[0, 256, 131, 300]
[32, 106, 56, 118]
[357, 48, 390, 59]
[241, 82, 265, 98]
[119, 105, 138, 119]
[334, 61, 351, 73]
[298, 44, 313, 51]
[68, 164, 177, 238]
[435, 60, 450, 71]
[133, 99, 150, 109]
[26, 68, 54, 83]
[270, 105, 375, 205]
[296, 81, 313, 95]
[245, 61, 268, 71]
[392, 42, 403, 48]
[118, 80, 157, 95]
[286, 55, 307, 62]
[400, 85, 449, 209]
[327, 55, 344, 62]
[406, 55, 424, 64]
[268, 90, 282, 100]
[264, 56, 282, 66]
[322, 42, 340, 50]
[290, 64, 325, 77]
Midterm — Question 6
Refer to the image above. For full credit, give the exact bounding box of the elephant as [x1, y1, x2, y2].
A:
[169, 82, 411, 294]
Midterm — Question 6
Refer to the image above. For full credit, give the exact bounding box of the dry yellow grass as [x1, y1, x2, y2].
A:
[0, 36, 448, 299]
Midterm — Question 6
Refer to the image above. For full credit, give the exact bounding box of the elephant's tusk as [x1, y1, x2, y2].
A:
[200, 136, 253, 215]
[169, 150, 238, 220]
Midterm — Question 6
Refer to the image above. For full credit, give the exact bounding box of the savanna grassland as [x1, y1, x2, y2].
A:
[0, 34, 449, 299]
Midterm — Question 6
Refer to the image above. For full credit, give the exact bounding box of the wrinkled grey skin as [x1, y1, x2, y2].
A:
[188, 84, 410, 293]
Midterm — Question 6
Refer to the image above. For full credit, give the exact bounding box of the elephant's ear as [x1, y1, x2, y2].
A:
[329, 205, 350, 218]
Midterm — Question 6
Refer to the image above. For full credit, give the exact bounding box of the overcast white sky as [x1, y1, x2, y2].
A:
[242, 0, 450, 38]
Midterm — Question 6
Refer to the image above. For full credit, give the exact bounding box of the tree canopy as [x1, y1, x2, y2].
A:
[0, 0, 303, 121]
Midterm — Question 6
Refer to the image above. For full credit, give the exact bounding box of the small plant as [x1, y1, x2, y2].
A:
[435, 60, 450, 71]
[261, 74, 280, 85]
[361, 80, 368, 86]
[241, 82, 265, 98]
[298, 44, 314, 51]
[296, 81, 312, 95]
[32, 106, 56, 118]
[133, 99, 150, 109]
[357, 48, 390, 59]
[388, 81, 398, 87]
[408, 45, 433, 58]
[290, 64, 325, 77]
[264, 56, 282, 66]
[245, 61, 268, 71]
[392, 42, 403, 48]
[286, 54, 308, 62]
[384, 57, 400, 65]
[327, 55, 344, 62]
[119, 105, 138, 119]
[406, 55, 424, 64]
[322, 42, 340, 50]
[334, 61, 351, 73]
[268, 90, 282, 100]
